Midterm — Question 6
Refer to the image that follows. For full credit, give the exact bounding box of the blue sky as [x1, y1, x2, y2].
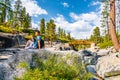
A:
[19, 0, 102, 39]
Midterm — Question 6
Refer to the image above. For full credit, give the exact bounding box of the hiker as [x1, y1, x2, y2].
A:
[25, 30, 44, 49]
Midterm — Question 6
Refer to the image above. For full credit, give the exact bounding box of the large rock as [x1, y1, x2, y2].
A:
[0, 48, 83, 80]
[96, 53, 120, 78]
[0, 49, 33, 80]
[0, 32, 26, 48]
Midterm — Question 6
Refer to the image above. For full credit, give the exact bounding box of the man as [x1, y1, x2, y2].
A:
[25, 30, 41, 49]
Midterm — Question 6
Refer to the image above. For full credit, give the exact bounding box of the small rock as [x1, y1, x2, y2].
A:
[97, 49, 109, 56]
[87, 65, 96, 74]
[81, 50, 92, 56]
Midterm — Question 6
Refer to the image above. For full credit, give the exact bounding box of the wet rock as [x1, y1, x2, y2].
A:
[87, 65, 96, 74]
[84, 56, 94, 64]
[81, 50, 93, 56]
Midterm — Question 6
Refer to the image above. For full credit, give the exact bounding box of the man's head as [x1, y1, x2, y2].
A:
[35, 30, 40, 36]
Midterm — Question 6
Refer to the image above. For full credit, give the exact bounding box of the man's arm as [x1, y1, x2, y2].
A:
[38, 40, 41, 49]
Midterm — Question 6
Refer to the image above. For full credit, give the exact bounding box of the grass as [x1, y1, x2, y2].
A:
[15, 54, 92, 80]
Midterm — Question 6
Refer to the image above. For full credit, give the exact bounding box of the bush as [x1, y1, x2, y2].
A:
[15, 55, 92, 80]
[22, 29, 35, 35]
[0, 26, 13, 33]
[24, 35, 33, 40]
[99, 40, 113, 49]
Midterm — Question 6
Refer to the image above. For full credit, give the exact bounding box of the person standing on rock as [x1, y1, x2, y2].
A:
[25, 30, 44, 49]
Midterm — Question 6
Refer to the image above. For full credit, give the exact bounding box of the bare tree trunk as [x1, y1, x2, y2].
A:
[110, 0, 120, 51]
[50, 38, 53, 47]
[107, 16, 110, 41]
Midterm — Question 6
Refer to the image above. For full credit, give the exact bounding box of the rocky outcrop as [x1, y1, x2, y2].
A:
[1, 47, 120, 80]
[0, 48, 83, 80]
[0, 32, 26, 49]
[0, 48, 33, 80]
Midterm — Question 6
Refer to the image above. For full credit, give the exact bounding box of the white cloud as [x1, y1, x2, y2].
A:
[32, 22, 39, 29]
[61, 2, 69, 8]
[89, 1, 101, 7]
[20, 0, 48, 16]
[53, 11, 101, 39]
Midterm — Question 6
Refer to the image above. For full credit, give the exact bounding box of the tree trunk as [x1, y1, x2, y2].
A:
[107, 16, 110, 41]
[110, 0, 120, 51]
[50, 38, 53, 47]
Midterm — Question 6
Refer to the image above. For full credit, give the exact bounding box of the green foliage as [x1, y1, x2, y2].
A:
[0, 25, 13, 33]
[0, 0, 31, 29]
[57, 37, 70, 42]
[22, 29, 35, 35]
[40, 18, 45, 39]
[90, 27, 101, 44]
[0, 0, 11, 23]
[67, 32, 71, 40]
[18, 62, 29, 69]
[15, 55, 92, 80]
[45, 19, 56, 46]
[99, 40, 113, 48]
[19, 7, 31, 29]
[57, 27, 70, 42]
[100, 0, 110, 41]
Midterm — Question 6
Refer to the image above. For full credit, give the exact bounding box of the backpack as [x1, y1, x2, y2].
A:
[40, 39, 44, 48]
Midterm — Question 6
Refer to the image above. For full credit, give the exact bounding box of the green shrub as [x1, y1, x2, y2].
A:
[22, 29, 35, 35]
[15, 55, 92, 80]
[0, 26, 13, 33]
[99, 40, 113, 49]
[18, 62, 29, 69]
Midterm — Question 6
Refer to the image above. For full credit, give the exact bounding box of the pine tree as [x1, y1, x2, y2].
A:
[50, 19, 56, 46]
[13, 0, 22, 28]
[20, 7, 26, 28]
[101, 0, 110, 41]
[24, 13, 31, 29]
[45, 22, 50, 40]
[67, 32, 71, 40]
[110, 0, 120, 50]
[58, 27, 61, 37]
[46, 19, 56, 47]
[0, 0, 11, 23]
[63, 30, 66, 38]
[7, 8, 13, 27]
[40, 18, 45, 39]
[60, 28, 63, 38]
[93, 27, 101, 44]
